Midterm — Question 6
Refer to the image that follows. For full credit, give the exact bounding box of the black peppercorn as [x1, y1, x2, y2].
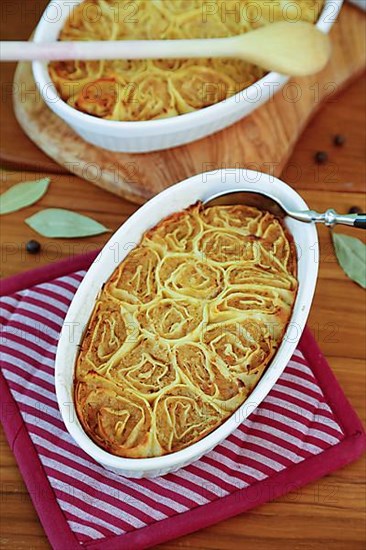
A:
[348, 206, 362, 215]
[334, 134, 346, 147]
[26, 240, 41, 254]
[314, 151, 328, 164]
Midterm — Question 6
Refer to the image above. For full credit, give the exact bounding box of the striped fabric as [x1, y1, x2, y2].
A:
[0, 271, 345, 545]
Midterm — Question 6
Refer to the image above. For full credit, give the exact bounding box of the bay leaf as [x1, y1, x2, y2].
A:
[25, 208, 110, 238]
[0, 177, 50, 215]
[332, 232, 366, 289]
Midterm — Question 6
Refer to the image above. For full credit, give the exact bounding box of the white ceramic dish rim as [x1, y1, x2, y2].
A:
[55, 169, 319, 475]
[32, 0, 343, 133]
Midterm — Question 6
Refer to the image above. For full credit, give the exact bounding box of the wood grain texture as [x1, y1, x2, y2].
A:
[9, 3, 366, 203]
[0, 2, 365, 549]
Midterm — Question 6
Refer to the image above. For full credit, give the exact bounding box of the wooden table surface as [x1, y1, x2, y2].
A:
[0, 3, 365, 549]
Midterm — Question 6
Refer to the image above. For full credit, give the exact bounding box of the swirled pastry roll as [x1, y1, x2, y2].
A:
[75, 372, 156, 457]
[50, 0, 324, 121]
[67, 77, 119, 118]
[108, 337, 178, 400]
[77, 298, 128, 375]
[158, 254, 224, 299]
[154, 385, 223, 454]
[106, 246, 160, 304]
[75, 202, 298, 457]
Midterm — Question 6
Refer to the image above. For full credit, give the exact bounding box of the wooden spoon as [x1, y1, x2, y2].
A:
[0, 21, 331, 77]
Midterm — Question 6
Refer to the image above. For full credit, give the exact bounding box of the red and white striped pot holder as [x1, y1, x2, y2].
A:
[1, 251, 365, 550]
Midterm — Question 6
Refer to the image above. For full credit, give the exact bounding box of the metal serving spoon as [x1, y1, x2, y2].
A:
[204, 190, 366, 229]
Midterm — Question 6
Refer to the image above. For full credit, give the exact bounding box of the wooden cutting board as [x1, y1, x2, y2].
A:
[13, 3, 365, 205]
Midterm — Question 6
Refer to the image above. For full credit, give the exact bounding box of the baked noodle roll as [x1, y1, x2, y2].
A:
[157, 254, 224, 300]
[256, 212, 297, 275]
[108, 337, 179, 401]
[211, 57, 263, 91]
[200, 204, 263, 232]
[48, 60, 105, 101]
[159, 1, 210, 16]
[209, 286, 294, 325]
[114, 73, 178, 121]
[67, 77, 120, 118]
[76, 298, 129, 375]
[196, 228, 260, 265]
[75, 372, 156, 457]
[171, 66, 239, 113]
[59, 0, 115, 40]
[137, 297, 206, 342]
[174, 342, 248, 412]
[154, 385, 223, 454]
[227, 264, 297, 291]
[115, 0, 171, 40]
[105, 246, 160, 305]
[202, 319, 274, 389]
[144, 204, 202, 253]
[104, 58, 149, 78]
[175, 8, 230, 38]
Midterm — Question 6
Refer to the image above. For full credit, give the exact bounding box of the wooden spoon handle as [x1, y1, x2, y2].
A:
[0, 37, 237, 62]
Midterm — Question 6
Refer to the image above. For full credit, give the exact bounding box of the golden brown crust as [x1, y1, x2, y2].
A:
[74, 202, 298, 457]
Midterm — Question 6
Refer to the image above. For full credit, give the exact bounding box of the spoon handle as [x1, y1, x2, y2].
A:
[291, 209, 366, 229]
[0, 37, 236, 62]
[354, 215, 366, 229]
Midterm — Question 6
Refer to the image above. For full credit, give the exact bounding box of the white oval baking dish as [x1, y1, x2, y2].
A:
[32, 0, 343, 153]
[55, 169, 319, 478]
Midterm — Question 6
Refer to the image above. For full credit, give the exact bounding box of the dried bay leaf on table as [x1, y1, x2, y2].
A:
[332, 232, 366, 289]
[25, 208, 111, 238]
[0, 178, 50, 215]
